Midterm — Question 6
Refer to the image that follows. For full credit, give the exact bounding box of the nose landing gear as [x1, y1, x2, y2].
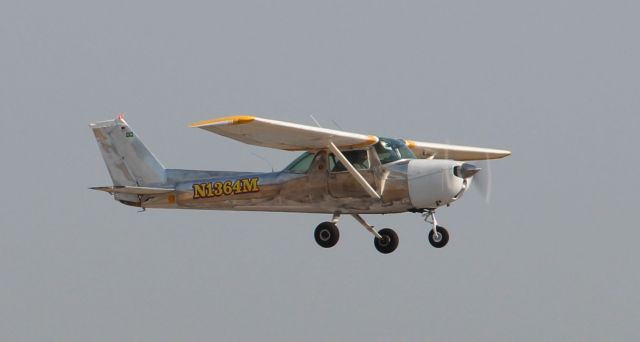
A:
[424, 210, 449, 248]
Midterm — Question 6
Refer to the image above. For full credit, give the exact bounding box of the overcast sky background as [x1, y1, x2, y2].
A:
[1, 1, 639, 341]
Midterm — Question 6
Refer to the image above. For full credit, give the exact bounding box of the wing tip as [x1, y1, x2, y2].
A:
[189, 115, 256, 128]
[496, 150, 512, 158]
[473, 149, 512, 160]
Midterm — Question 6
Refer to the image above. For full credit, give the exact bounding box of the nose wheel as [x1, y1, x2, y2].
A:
[428, 225, 449, 248]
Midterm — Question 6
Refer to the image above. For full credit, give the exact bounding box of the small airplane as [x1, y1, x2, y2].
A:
[90, 115, 510, 254]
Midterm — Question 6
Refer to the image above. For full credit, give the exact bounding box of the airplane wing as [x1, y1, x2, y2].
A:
[405, 140, 511, 161]
[190, 115, 509, 199]
[190, 116, 378, 151]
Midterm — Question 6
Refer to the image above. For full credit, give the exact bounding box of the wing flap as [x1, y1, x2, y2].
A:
[190, 116, 378, 150]
[406, 140, 511, 161]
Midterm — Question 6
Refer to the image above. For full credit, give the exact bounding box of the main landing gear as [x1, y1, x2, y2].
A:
[313, 213, 399, 254]
[314, 221, 339, 248]
[352, 214, 399, 254]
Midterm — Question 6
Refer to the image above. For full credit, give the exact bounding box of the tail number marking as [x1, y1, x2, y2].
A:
[192, 177, 260, 199]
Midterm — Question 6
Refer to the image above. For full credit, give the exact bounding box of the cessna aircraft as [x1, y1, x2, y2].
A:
[90, 115, 510, 254]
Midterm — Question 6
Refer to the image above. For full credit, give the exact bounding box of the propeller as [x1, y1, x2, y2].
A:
[452, 159, 492, 202]
[441, 137, 494, 203]
[473, 157, 492, 202]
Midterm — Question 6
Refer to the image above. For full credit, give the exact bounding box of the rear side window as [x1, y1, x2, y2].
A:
[284, 152, 316, 173]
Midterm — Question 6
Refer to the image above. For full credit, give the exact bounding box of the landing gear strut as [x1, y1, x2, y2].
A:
[352, 214, 398, 254]
[424, 210, 449, 248]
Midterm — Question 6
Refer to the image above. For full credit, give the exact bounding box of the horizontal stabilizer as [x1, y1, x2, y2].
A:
[90, 186, 175, 195]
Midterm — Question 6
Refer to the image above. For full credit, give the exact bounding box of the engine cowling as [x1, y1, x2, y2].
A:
[407, 159, 465, 209]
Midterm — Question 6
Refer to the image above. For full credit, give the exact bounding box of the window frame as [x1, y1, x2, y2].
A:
[283, 152, 317, 174]
[375, 137, 416, 164]
[328, 149, 371, 173]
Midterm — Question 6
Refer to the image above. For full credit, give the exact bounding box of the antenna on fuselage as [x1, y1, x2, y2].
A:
[309, 114, 344, 131]
[309, 114, 322, 128]
[250, 152, 274, 172]
[331, 119, 343, 130]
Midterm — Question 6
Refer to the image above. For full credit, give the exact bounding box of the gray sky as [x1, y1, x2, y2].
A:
[1, 0, 639, 341]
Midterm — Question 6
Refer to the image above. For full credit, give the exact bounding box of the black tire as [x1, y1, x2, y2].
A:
[428, 226, 449, 248]
[374, 228, 399, 254]
[314, 222, 339, 248]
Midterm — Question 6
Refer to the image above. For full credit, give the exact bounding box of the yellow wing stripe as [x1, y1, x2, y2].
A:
[349, 135, 379, 149]
[404, 139, 417, 148]
[189, 115, 256, 128]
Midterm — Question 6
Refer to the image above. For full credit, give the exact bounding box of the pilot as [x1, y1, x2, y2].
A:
[350, 150, 369, 169]
[332, 150, 368, 171]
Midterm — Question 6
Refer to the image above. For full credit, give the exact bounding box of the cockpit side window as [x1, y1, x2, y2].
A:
[375, 137, 416, 164]
[329, 149, 370, 172]
[284, 152, 316, 173]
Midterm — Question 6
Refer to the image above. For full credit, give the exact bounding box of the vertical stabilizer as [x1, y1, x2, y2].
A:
[90, 115, 166, 187]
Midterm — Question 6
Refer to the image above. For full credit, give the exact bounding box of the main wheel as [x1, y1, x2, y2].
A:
[314, 222, 339, 248]
[374, 228, 399, 254]
[428, 226, 449, 248]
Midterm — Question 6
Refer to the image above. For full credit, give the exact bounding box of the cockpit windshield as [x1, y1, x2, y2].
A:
[374, 137, 416, 164]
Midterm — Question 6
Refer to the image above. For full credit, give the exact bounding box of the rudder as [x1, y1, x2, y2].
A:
[90, 115, 166, 187]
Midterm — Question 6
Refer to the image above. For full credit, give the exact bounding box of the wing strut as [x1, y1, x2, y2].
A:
[328, 142, 381, 200]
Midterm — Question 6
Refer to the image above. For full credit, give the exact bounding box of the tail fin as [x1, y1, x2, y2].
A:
[90, 115, 166, 187]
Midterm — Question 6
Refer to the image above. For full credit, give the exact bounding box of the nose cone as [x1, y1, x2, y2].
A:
[454, 163, 481, 179]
